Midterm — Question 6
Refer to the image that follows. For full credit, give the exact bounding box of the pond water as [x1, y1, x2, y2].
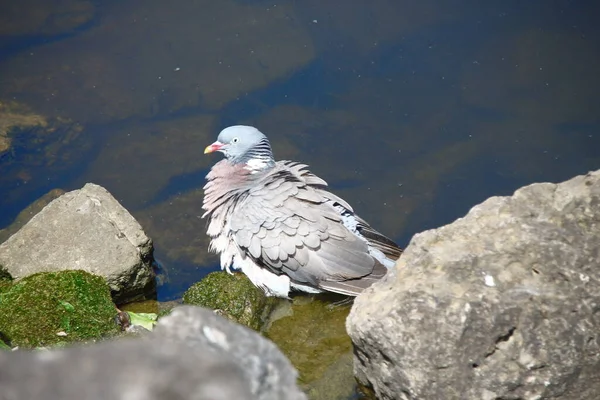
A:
[1, 0, 599, 302]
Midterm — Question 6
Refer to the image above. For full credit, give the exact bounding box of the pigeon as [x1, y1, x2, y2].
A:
[202, 125, 402, 298]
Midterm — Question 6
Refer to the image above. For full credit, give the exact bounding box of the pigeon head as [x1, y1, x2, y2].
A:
[204, 125, 275, 169]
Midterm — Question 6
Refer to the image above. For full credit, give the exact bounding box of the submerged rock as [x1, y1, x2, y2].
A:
[0, 183, 156, 304]
[265, 295, 355, 399]
[0, 100, 48, 158]
[347, 170, 600, 400]
[0, 0, 315, 124]
[0, 270, 118, 348]
[0, 0, 94, 37]
[183, 271, 279, 331]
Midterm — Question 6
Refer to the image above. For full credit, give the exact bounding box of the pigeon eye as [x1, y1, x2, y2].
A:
[232, 137, 239, 144]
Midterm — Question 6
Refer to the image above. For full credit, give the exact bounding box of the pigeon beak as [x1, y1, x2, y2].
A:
[204, 141, 224, 154]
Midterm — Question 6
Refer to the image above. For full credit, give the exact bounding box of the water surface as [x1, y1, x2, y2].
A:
[0, 0, 598, 302]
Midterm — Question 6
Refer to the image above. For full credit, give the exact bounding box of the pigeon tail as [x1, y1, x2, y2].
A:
[317, 262, 388, 296]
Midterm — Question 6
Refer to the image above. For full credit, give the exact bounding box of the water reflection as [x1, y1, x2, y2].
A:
[0, 0, 598, 302]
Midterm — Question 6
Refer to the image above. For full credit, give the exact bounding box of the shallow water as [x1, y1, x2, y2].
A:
[1, 0, 599, 301]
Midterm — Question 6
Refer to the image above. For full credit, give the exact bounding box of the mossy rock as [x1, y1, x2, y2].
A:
[0, 270, 119, 348]
[183, 271, 279, 331]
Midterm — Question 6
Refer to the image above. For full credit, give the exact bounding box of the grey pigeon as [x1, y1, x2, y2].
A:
[202, 126, 402, 298]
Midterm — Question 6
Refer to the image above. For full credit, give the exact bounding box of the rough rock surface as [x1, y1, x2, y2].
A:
[0, 183, 155, 303]
[0, 335, 252, 400]
[347, 170, 600, 400]
[155, 306, 307, 400]
[0, 306, 306, 400]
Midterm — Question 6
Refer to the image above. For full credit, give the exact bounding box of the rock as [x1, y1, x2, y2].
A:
[0, 270, 119, 348]
[0, 337, 253, 400]
[155, 306, 307, 400]
[347, 170, 600, 400]
[0, 0, 315, 124]
[0, 100, 92, 229]
[0, 183, 155, 304]
[0, 188, 65, 245]
[263, 294, 358, 399]
[305, 352, 356, 400]
[0, 305, 305, 399]
[0, 0, 94, 37]
[265, 296, 353, 388]
[0, 100, 48, 158]
[183, 271, 279, 331]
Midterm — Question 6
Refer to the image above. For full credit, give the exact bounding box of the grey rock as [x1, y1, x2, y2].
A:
[155, 306, 307, 400]
[347, 170, 600, 400]
[0, 183, 155, 303]
[0, 338, 252, 400]
[0, 305, 305, 400]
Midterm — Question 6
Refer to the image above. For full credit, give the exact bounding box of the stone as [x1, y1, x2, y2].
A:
[0, 0, 94, 37]
[155, 306, 307, 400]
[347, 170, 600, 400]
[183, 271, 279, 331]
[0, 0, 315, 124]
[0, 183, 155, 304]
[0, 305, 306, 399]
[0, 100, 47, 158]
[265, 296, 353, 386]
[0, 270, 119, 348]
[0, 337, 253, 400]
[0, 188, 65, 245]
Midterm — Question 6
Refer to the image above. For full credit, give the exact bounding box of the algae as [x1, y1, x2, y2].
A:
[265, 296, 353, 389]
[0, 270, 119, 348]
[183, 271, 279, 331]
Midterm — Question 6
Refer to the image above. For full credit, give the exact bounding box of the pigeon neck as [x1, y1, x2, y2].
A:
[243, 156, 275, 173]
[232, 137, 276, 173]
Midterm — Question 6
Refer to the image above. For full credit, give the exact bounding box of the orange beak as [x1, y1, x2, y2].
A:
[204, 141, 224, 154]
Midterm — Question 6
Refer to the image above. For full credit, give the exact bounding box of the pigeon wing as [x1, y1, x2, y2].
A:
[229, 162, 380, 291]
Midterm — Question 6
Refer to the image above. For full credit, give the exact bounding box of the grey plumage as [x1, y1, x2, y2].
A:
[202, 125, 402, 298]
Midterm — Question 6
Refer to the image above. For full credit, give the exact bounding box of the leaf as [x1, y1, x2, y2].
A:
[0, 341, 11, 350]
[59, 300, 75, 312]
[126, 311, 158, 331]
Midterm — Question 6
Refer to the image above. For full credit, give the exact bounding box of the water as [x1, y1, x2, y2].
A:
[1, 0, 599, 305]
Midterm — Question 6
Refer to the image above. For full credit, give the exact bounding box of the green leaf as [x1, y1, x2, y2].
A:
[0, 340, 11, 350]
[127, 311, 158, 331]
[59, 300, 75, 312]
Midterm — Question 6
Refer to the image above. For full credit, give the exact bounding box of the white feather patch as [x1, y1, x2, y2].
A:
[245, 157, 271, 173]
[231, 254, 291, 298]
[332, 202, 395, 269]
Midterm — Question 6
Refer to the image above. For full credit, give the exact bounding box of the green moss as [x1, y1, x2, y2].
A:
[0, 270, 119, 348]
[183, 271, 279, 331]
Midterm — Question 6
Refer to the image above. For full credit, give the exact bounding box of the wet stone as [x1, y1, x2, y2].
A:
[183, 271, 279, 332]
[0, 270, 119, 348]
